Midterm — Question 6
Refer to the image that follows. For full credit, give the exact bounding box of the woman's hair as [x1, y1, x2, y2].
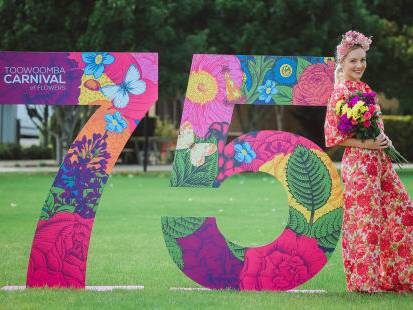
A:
[334, 30, 372, 85]
[334, 44, 363, 85]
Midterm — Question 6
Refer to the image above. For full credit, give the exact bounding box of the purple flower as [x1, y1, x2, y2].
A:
[338, 114, 354, 133]
[52, 133, 110, 218]
[348, 96, 360, 107]
[178, 218, 243, 289]
[362, 91, 376, 105]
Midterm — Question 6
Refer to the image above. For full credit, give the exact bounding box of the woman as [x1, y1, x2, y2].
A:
[324, 30, 413, 293]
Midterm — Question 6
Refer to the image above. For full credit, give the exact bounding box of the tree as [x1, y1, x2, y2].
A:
[25, 105, 50, 148]
[0, 0, 411, 154]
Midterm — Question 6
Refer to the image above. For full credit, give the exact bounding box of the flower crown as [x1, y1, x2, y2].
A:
[336, 30, 372, 62]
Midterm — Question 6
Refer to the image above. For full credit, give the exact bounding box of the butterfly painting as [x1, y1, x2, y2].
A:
[176, 122, 217, 167]
[100, 64, 146, 108]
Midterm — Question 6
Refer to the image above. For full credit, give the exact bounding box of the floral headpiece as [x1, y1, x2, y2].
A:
[336, 30, 372, 62]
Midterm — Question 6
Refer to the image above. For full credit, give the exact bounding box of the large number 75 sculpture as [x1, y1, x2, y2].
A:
[0, 52, 342, 291]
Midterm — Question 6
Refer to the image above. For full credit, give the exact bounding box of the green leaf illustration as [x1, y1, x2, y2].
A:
[296, 57, 312, 78]
[40, 191, 55, 220]
[57, 205, 76, 213]
[242, 56, 275, 104]
[161, 217, 206, 239]
[273, 85, 293, 105]
[170, 135, 218, 187]
[287, 207, 311, 235]
[286, 145, 332, 225]
[164, 235, 184, 270]
[40, 187, 70, 220]
[310, 208, 343, 249]
[161, 217, 206, 270]
[225, 240, 246, 262]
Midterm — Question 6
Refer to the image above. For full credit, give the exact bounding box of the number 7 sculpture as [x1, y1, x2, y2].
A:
[0, 51, 158, 288]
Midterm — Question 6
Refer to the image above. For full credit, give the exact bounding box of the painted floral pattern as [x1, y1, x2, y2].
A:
[181, 55, 244, 138]
[324, 79, 413, 292]
[292, 61, 335, 106]
[82, 52, 115, 79]
[240, 228, 327, 290]
[177, 218, 244, 289]
[167, 54, 343, 291]
[166, 130, 343, 290]
[24, 52, 158, 288]
[27, 212, 94, 288]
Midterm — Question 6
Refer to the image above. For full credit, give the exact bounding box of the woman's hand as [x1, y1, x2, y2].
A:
[361, 133, 391, 149]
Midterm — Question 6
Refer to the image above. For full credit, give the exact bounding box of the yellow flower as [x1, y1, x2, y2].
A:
[341, 103, 349, 116]
[335, 100, 344, 115]
[346, 107, 353, 119]
[352, 101, 368, 120]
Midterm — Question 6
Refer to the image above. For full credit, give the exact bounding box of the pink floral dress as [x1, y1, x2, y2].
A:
[324, 79, 413, 293]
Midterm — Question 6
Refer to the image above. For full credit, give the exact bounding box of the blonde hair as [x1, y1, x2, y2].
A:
[334, 44, 364, 86]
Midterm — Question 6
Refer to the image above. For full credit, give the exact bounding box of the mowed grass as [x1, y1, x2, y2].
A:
[1, 171, 413, 309]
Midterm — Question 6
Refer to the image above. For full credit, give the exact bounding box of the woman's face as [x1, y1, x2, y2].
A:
[341, 48, 367, 82]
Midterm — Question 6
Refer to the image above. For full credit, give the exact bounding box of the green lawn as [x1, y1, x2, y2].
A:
[1, 171, 413, 309]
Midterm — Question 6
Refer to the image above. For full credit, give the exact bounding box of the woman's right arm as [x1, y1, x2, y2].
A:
[338, 133, 389, 149]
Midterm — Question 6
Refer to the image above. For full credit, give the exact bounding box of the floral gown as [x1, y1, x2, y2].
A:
[324, 79, 413, 292]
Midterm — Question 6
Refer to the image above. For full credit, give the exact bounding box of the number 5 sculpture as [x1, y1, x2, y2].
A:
[163, 54, 343, 291]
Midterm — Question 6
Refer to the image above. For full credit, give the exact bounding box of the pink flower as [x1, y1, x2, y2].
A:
[26, 212, 94, 288]
[366, 162, 377, 176]
[398, 245, 410, 258]
[363, 112, 371, 119]
[357, 194, 371, 207]
[239, 229, 327, 291]
[381, 180, 394, 192]
[368, 105, 376, 114]
[181, 55, 243, 137]
[367, 232, 378, 245]
[351, 119, 358, 125]
[356, 263, 369, 276]
[292, 62, 335, 106]
[363, 120, 371, 127]
[336, 31, 372, 61]
[402, 213, 413, 226]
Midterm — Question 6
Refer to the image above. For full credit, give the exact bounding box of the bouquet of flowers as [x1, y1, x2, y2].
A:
[335, 91, 407, 166]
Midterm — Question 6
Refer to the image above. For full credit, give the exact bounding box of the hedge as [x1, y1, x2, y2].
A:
[0, 144, 52, 160]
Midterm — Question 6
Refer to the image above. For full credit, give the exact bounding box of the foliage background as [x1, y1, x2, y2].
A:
[0, 0, 411, 157]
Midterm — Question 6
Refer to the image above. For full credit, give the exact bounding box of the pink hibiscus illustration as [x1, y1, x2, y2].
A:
[26, 212, 94, 288]
[239, 228, 327, 291]
[292, 61, 335, 106]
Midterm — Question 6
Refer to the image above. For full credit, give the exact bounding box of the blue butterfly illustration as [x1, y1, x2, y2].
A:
[100, 64, 146, 108]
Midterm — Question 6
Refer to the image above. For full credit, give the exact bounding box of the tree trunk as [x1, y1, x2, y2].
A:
[275, 106, 284, 131]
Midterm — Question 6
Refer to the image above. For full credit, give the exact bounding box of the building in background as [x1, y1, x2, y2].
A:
[0, 105, 39, 146]
[0, 105, 17, 144]
[17, 105, 39, 146]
